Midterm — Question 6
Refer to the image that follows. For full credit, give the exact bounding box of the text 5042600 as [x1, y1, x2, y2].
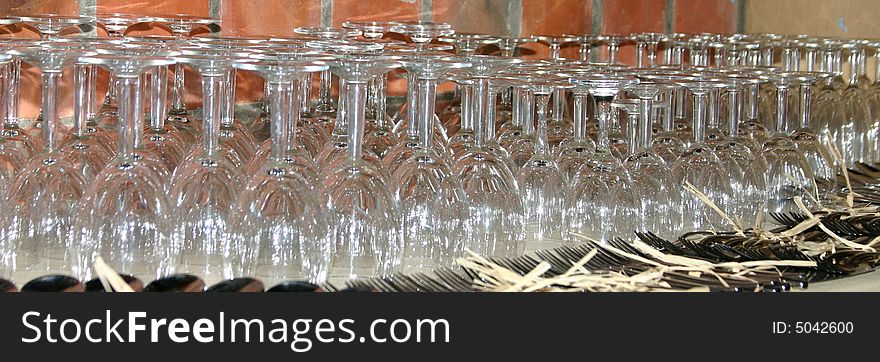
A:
[771, 322, 854, 334]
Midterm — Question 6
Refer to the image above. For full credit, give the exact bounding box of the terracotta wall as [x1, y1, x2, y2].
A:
[2, 0, 744, 119]
[745, 0, 880, 38]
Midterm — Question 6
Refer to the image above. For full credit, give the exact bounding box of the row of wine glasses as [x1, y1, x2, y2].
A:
[0, 14, 870, 287]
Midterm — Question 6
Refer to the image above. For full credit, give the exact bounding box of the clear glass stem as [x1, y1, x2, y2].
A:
[747, 83, 759, 122]
[405, 74, 418, 138]
[300, 75, 312, 115]
[0, 63, 6, 129]
[608, 42, 619, 64]
[417, 77, 437, 149]
[799, 83, 812, 129]
[579, 42, 591, 62]
[268, 81, 289, 163]
[762, 47, 774, 66]
[858, 47, 868, 80]
[500, 83, 513, 108]
[662, 89, 675, 131]
[262, 81, 271, 116]
[572, 92, 587, 140]
[288, 76, 303, 150]
[874, 50, 880, 84]
[692, 92, 707, 142]
[133, 75, 145, 150]
[317, 69, 334, 112]
[707, 88, 720, 130]
[636, 43, 646, 68]
[472, 77, 490, 147]
[549, 44, 561, 60]
[86, 64, 97, 122]
[346, 81, 368, 162]
[74, 64, 89, 137]
[638, 96, 654, 149]
[551, 88, 564, 123]
[674, 87, 686, 120]
[595, 95, 613, 153]
[335, 78, 348, 134]
[117, 76, 138, 157]
[627, 112, 639, 155]
[727, 88, 741, 136]
[714, 48, 726, 68]
[170, 62, 187, 114]
[676, 46, 686, 65]
[6, 58, 20, 126]
[833, 49, 843, 76]
[775, 85, 789, 134]
[522, 89, 535, 136]
[534, 92, 551, 155]
[663, 43, 673, 65]
[510, 86, 522, 129]
[849, 50, 860, 85]
[221, 68, 236, 126]
[41, 71, 61, 153]
[103, 72, 117, 109]
[460, 83, 473, 131]
[783, 48, 800, 71]
[805, 49, 817, 72]
[374, 73, 389, 128]
[150, 65, 168, 130]
[201, 74, 222, 158]
[647, 42, 658, 67]
[486, 91, 497, 141]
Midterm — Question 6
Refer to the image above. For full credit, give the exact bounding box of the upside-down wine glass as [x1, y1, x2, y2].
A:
[230, 56, 332, 285]
[388, 22, 454, 142]
[438, 33, 498, 136]
[707, 73, 768, 226]
[759, 72, 820, 216]
[246, 47, 330, 163]
[190, 39, 263, 163]
[181, 45, 258, 166]
[512, 74, 572, 248]
[124, 38, 190, 173]
[623, 82, 681, 239]
[453, 55, 524, 258]
[671, 79, 735, 232]
[0, 50, 28, 195]
[322, 53, 402, 278]
[74, 51, 177, 281]
[495, 37, 533, 128]
[789, 72, 838, 202]
[391, 55, 471, 272]
[148, 15, 220, 145]
[840, 42, 874, 165]
[555, 75, 596, 180]
[383, 51, 458, 176]
[309, 41, 392, 184]
[565, 74, 640, 244]
[58, 39, 115, 182]
[3, 43, 90, 281]
[244, 50, 330, 179]
[532, 36, 579, 149]
[170, 53, 250, 285]
[1, 38, 43, 161]
[294, 26, 361, 126]
[95, 13, 148, 124]
[500, 69, 544, 170]
[637, 72, 688, 163]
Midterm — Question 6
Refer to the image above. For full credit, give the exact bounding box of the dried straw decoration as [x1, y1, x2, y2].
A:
[345, 156, 880, 292]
